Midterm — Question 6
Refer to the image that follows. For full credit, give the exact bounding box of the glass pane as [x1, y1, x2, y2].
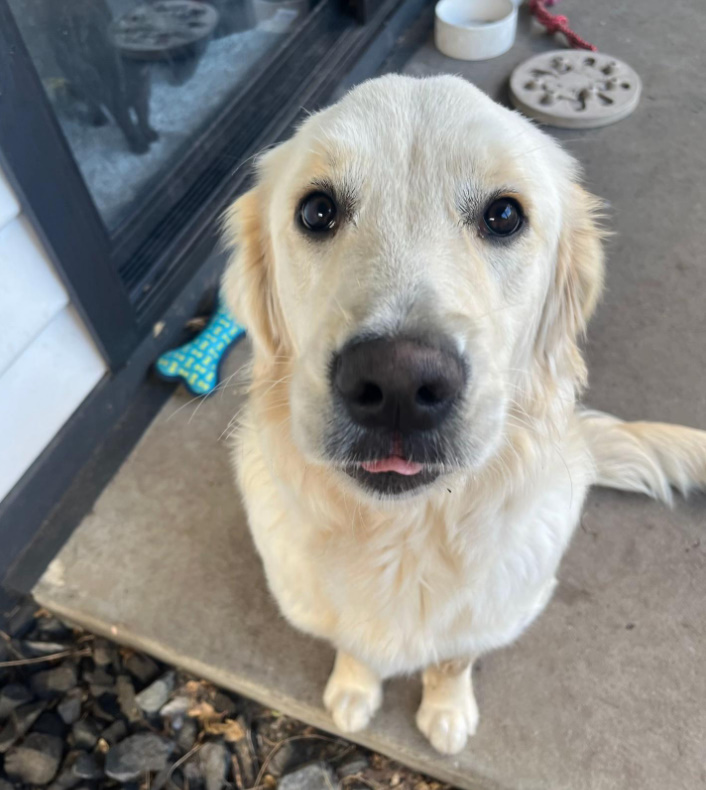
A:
[8, 0, 313, 230]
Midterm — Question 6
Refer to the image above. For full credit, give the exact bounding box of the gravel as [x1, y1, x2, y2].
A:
[267, 737, 323, 777]
[199, 741, 229, 790]
[135, 671, 175, 714]
[337, 754, 370, 778]
[33, 711, 68, 738]
[177, 715, 198, 752]
[0, 608, 453, 790]
[22, 641, 71, 658]
[105, 732, 174, 781]
[92, 639, 119, 668]
[33, 618, 71, 642]
[0, 700, 46, 752]
[0, 683, 32, 719]
[70, 718, 101, 750]
[278, 762, 339, 790]
[101, 717, 128, 745]
[124, 652, 160, 685]
[4, 732, 63, 784]
[57, 689, 83, 725]
[31, 665, 78, 699]
[73, 752, 103, 780]
[116, 673, 141, 722]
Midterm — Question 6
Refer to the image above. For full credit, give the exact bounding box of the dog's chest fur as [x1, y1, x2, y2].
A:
[236, 409, 591, 677]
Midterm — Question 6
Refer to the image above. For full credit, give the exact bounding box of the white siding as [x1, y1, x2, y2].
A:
[0, 162, 107, 503]
[0, 217, 69, 377]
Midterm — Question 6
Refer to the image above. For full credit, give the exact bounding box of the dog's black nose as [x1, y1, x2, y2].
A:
[333, 337, 465, 433]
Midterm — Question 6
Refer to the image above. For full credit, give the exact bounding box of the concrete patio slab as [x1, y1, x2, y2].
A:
[34, 2, 706, 788]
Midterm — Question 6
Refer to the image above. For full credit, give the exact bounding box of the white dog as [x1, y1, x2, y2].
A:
[222, 75, 706, 755]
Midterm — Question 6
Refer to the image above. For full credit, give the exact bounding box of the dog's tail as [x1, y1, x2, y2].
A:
[579, 410, 706, 505]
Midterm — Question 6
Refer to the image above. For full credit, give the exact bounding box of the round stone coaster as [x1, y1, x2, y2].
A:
[111, 1, 219, 61]
[509, 50, 641, 129]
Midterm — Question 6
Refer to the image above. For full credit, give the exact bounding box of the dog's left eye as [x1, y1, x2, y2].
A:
[482, 197, 524, 237]
[298, 191, 338, 233]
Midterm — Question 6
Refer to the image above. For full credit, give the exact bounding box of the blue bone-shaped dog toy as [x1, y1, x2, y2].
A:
[155, 298, 246, 396]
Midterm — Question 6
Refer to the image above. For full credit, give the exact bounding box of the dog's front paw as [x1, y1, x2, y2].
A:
[416, 694, 478, 755]
[323, 652, 382, 733]
[324, 686, 381, 733]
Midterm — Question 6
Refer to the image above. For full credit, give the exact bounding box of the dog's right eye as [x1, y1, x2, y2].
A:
[482, 197, 524, 238]
[298, 192, 338, 234]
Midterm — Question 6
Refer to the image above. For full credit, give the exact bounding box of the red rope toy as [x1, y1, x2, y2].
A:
[528, 0, 597, 52]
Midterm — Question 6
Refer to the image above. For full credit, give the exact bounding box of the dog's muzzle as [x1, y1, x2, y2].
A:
[331, 334, 466, 495]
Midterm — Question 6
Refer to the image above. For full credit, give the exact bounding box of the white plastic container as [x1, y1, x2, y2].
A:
[434, 0, 518, 61]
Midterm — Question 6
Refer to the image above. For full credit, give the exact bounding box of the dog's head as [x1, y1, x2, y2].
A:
[223, 75, 604, 498]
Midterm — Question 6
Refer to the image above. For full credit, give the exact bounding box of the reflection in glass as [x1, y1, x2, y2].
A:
[9, 0, 311, 229]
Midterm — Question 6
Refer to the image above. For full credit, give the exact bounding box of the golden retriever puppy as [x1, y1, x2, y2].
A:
[222, 74, 706, 755]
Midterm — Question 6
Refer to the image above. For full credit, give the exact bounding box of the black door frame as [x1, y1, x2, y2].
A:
[0, 1, 139, 366]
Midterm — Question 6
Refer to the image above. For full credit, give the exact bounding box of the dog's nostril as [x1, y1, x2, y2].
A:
[416, 385, 440, 407]
[357, 382, 384, 407]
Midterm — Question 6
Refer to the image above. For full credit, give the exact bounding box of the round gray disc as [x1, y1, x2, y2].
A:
[509, 50, 641, 129]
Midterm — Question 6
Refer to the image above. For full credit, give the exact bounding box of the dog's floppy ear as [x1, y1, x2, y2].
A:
[222, 180, 285, 360]
[535, 183, 606, 390]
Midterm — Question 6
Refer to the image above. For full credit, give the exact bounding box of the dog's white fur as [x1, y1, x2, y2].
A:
[222, 75, 706, 754]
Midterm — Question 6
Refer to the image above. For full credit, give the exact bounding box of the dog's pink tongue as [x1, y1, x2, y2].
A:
[361, 456, 423, 476]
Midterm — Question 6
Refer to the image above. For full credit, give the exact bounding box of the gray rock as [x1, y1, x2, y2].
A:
[33, 616, 72, 642]
[31, 663, 78, 698]
[0, 683, 32, 719]
[71, 718, 102, 750]
[57, 689, 83, 725]
[73, 752, 103, 780]
[124, 653, 159, 686]
[105, 733, 174, 781]
[176, 716, 198, 752]
[279, 763, 339, 790]
[48, 750, 104, 790]
[22, 640, 71, 657]
[0, 718, 20, 753]
[184, 761, 205, 789]
[0, 779, 14, 790]
[116, 674, 141, 723]
[150, 765, 174, 790]
[91, 692, 122, 722]
[47, 756, 82, 790]
[85, 667, 114, 698]
[82, 667, 113, 686]
[159, 695, 190, 726]
[92, 638, 118, 667]
[34, 710, 68, 738]
[336, 755, 369, 778]
[5, 732, 63, 785]
[268, 739, 323, 777]
[101, 717, 128, 745]
[84, 668, 113, 687]
[0, 700, 47, 753]
[199, 741, 228, 790]
[135, 671, 175, 714]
